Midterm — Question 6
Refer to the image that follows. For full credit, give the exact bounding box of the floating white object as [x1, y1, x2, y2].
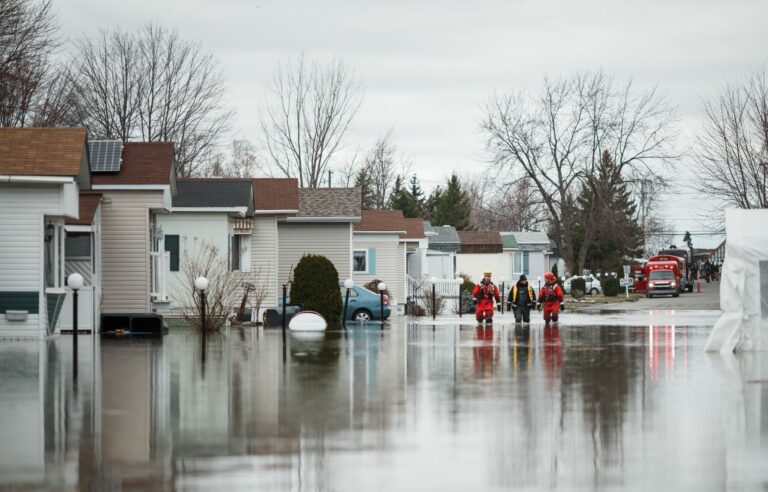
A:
[289, 311, 328, 331]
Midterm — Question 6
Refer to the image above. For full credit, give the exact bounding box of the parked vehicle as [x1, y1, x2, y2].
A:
[264, 284, 392, 325]
[340, 283, 391, 321]
[645, 261, 680, 297]
[563, 275, 602, 295]
[649, 254, 693, 292]
[657, 246, 694, 292]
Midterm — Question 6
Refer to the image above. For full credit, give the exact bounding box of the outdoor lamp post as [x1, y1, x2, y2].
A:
[195, 276, 209, 360]
[500, 277, 507, 314]
[537, 276, 542, 292]
[429, 276, 437, 322]
[378, 282, 386, 325]
[68, 273, 84, 381]
[343, 278, 354, 328]
[455, 277, 463, 317]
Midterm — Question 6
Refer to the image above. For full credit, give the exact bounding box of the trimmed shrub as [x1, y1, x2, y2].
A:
[570, 277, 586, 298]
[290, 254, 342, 324]
[602, 277, 621, 297]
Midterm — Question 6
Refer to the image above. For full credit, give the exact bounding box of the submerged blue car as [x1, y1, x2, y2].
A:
[339, 283, 391, 322]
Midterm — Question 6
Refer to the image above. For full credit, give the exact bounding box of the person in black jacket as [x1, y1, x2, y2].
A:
[507, 274, 537, 324]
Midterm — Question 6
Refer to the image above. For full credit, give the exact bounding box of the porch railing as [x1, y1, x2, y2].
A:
[151, 250, 170, 302]
[407, 275, 460, 302]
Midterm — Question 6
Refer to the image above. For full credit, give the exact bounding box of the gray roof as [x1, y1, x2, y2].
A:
[173, 179, 253, 210]
[431, 224, 460, 244]
[423, 220, 436, 235]
[298, 188, 362, 218]
[507, 231, 550, 245]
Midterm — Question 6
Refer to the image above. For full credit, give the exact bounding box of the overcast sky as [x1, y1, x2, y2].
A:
[56, 0, 768, 247]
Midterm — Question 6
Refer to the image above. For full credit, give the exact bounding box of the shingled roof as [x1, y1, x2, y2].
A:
[91, 142, 175, 185]
[355, 210, 407, 232]
[402, 218, 425, 239]
[252, 178, 299, 211]
[65, 193, 102, 225]
[458, 231, 503, 254]
[173, 179, 253, 210]
[298, 188, 361, 218]
[0, 128, 87, 176]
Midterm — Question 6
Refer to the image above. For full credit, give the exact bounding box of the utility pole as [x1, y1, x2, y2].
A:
[328, 169, 333, 188]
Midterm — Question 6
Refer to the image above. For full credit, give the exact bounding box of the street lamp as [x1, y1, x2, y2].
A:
[429, 276, 437, 322]
[343, 278, 354, 328]
[195, 276, 209, 360]
[500, 276, 507, 314]
[455, 276, 463, 317]
[68, 273, 84, 381]
[537, 275, 542, 292]
[378, 282, 386, 326]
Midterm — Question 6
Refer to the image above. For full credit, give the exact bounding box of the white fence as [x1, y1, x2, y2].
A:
[407, 275, 461, 301]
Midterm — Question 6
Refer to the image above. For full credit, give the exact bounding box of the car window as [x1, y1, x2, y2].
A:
[649, 270, 674, 280]
[341, 287, 359, 297]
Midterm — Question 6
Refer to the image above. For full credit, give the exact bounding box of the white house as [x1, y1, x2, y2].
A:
[500, 231, 554, 285]
[424, 221, 460, 280]
[155, 178, 254, 314]
[0, 128, 91, 338]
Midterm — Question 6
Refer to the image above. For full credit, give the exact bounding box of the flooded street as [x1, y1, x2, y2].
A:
[1, 315, 767, 491]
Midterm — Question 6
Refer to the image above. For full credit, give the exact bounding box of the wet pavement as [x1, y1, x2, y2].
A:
[1, 313, 767, 491]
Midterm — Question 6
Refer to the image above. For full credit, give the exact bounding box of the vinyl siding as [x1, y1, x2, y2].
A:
[397, 243, 406, 308]
[156, 213, 231, 312]
[248, 216, 278, 309]
[353, 233, 403, 305]
[100, 191, 164, 313]
[0, 184, 63, 337]
[277, 223, 351, 291]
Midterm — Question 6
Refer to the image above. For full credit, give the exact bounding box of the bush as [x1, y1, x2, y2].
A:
[570, 277, 586, 298]
[290, 254, 342, 325]
[602, 277, 621, 297]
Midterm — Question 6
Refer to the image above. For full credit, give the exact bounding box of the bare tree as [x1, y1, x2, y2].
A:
[467, 175, 546, 231]
[73, 24, 233, 176]
[482, 71, 678, 273]
[201, 138, 262, 177]
[175, 238, 239, 332]
[0, 0, 64, 127]
[695, 68, 768, 210]
[234, 266, 270, 323]
[364, 132, 398, 208]
[261, 55, 362, 187]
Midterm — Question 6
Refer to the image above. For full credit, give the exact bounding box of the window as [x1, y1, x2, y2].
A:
[229, 234, 251, 272]
[165, 235, 179, 272]
[65, 233, 91, 259]
[513, 252, 523, 274]
[353, 250, 368, 273]
[649, 270, 674, 280]
[45, 223, 65, 289]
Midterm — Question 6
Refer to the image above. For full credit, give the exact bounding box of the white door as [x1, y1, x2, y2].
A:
[58, 287, 95, 331]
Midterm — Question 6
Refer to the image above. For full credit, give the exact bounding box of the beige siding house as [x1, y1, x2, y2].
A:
[277, 188, 361, 290]
[91, 142, 175, 315]
[352, 210, 408, 307]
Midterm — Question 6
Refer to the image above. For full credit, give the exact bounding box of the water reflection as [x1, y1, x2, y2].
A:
[0, 321, 766, 490]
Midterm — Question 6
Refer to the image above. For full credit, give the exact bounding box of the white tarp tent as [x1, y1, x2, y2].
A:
[705, 209, 768, 352]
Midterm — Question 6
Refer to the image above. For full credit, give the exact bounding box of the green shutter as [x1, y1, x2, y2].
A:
[165, 235, 180, 272]
[368, 248, 377, 274]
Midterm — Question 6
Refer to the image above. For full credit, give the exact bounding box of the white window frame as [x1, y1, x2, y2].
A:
[353, 249, 368, 274]
[229, 234, 251, 272]
[512, 252, 523, 275]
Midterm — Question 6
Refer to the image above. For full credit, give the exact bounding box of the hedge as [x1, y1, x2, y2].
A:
[290, 254, 342, 324]
[570, 277, 586, 296]
[602, 277, 621, 297]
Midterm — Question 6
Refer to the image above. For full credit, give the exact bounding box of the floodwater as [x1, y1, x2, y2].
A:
[1, 316, 766, 491]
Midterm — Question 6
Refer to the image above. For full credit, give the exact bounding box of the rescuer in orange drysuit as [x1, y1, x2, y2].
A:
[537, 272, 564, 324]
[472, 271, 500, 323]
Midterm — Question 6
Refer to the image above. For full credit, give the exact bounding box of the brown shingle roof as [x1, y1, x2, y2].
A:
[458, 231, 503, 253]
[0, 128, 87, 176]
[252, 178, 299, 211]
[91, 142, 174, 185]
[355, 210, 407, 232]
[402, 218, 426, 239]
[298, 188, 361, 218]
[66, 193, 102, 225]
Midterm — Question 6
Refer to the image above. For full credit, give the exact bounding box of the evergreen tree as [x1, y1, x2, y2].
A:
[572, 151, 643, 271]
[389, 174, 425, 218]
[426, 173, 472, 230]
[355, 165, 376, 209]
[683, 231, 693, 251]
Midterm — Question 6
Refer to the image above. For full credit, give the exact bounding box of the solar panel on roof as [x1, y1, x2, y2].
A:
[88, 140, 123, 172]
